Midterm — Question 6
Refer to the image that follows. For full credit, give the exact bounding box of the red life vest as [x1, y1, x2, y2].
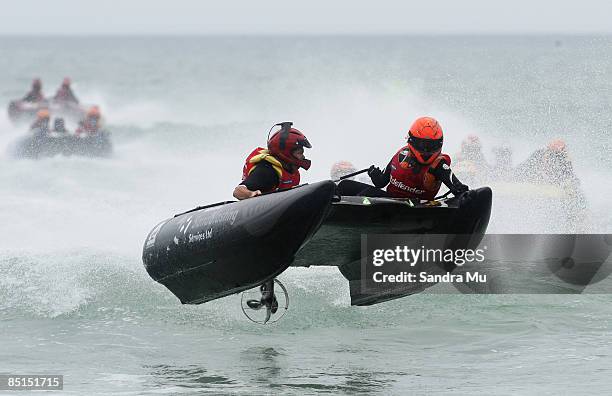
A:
[386, 145, 451, 200]
[242, 147, 301, 193]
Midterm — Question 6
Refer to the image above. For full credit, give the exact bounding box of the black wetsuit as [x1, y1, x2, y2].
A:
[240, 161, 280, 192]
[336, 179, 391, 197]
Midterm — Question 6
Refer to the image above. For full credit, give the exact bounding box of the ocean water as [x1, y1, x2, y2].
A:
[1, 36, 612, 394]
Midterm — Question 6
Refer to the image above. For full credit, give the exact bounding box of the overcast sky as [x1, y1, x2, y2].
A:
[1, 0, 611, 35]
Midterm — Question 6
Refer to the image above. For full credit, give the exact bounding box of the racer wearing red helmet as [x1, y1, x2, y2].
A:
[367, 116, 468, 200]
[53, 77, 79, 104]
[23, 78, 45, 102]
[233, 121, 312, 200]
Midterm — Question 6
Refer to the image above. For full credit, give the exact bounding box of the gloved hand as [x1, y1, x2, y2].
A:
[368, 165, 383, 179]
[454, 183, 469, 194]
[458, 188, 477, 206]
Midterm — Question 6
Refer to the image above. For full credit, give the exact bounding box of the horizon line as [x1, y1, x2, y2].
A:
[0, 32, 611, 38]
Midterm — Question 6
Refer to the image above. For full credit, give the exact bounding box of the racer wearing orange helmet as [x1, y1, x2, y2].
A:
[35, 108, 50, 119]
[23, 78, 45, 102]
[367, 116, 468, 200]
[518, 138, 576, 184]
[53, 77, 79, 104]
[233, 121, 312, 200]
[29, 108, 50, 135]
[76, 106, 102, 136]
[86, 105, 101, 117]
[457, 134, 485, 163]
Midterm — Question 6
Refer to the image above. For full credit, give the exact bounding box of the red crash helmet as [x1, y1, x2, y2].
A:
[267, 121, 312, 170]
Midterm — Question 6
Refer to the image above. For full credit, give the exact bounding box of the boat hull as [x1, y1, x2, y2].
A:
[142, 181, 336, 304]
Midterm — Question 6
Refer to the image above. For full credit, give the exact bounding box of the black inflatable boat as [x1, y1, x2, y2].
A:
[143, 181, 492, 308]
[8, 99, 86, 124]
[143, 181, 336, 304]
[294, 186, 491, 267]
[293, 185, 492, 305]
[13, 131, 113, 158]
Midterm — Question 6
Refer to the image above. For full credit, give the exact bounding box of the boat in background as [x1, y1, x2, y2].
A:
[12, 130, 113, 158]
[8, 99, 88, 125]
